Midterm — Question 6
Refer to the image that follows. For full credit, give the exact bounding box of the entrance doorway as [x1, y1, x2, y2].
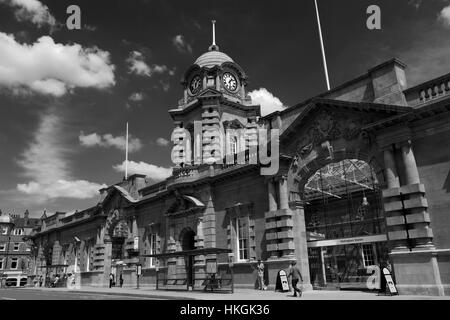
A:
[303, 159, 389, 290]
[180, 228, 196, 286]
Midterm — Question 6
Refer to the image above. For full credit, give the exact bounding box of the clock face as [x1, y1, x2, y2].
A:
[222, 72, 238, 92]
[189, 76, 202, 95]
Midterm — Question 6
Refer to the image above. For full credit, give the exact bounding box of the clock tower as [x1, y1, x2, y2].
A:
[169, 21, 260, 166]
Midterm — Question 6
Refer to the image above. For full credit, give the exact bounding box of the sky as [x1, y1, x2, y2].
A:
[0, 0, 449, 218]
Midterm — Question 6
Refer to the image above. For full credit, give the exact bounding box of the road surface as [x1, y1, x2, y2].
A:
[0, 288, 159, 300]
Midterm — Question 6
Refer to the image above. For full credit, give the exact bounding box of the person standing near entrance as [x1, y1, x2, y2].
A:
[287, 261, 303, 297]
[109, 273, 114, 288]
[119, 273, 124, 288]
[255, 259, 266, 290]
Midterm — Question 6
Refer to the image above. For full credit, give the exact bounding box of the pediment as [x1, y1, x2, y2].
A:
[281, 98, 411, 155]
[165, 192, 205, 215]
[197, 87, 222, 98]
[223, 119, 246, 129]
[101, 185, 137, 211]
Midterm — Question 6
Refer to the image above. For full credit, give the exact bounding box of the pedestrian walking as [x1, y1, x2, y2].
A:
[109, 273, 114, 288]
[287, 261, 303, 297]
[119, 273, 123, 288]
[39, 275, 43, 287]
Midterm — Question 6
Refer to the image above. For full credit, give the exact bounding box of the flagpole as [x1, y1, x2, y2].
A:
[125, 122, 129, 179]
[314, 0, 331, 91]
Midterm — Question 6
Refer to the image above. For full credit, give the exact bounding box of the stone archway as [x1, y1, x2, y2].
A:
[287, 141, 386, 203]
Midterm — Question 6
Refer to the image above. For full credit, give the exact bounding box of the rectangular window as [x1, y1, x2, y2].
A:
[0, 258, 4, 269]
[362, 244, 375, 267]
[149, 234, 157, 267]
[0, 244, 5, 251]
[235, 217, 249, 261]
[11, 258, 18, 269]
[13, 243, 20, 251]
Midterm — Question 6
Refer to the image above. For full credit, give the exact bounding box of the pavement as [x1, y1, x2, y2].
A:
[3, 285, 449, 300]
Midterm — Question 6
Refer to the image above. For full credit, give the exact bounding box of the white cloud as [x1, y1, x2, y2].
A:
[438, 5, 450, 28]
[17, 179, 106, 199]
[1, 0, 56, 27]
[126, 51, 171, 78]
[16, 112, 106, 200]
[129, 92, 144, 102]
[172, 35, 193, 54]
[0, 33, 115, 96]
[248, 88, 286, 117]
[156, 137, 169, 147]
[113, 160, 172, 181]
[126, 51, 151, 76]
[79, 132, 142, 153]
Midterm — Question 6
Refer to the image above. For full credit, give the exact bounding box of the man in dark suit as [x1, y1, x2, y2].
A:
[287, 261, 303, 297]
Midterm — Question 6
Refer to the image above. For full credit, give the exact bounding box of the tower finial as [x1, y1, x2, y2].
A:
[209, 20, 219, 51]
[212, 20, 216, 46]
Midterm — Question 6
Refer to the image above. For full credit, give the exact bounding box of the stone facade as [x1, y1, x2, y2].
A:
[27, 44, 450, 296]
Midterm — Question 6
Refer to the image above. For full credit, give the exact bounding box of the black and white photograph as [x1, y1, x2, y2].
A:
[0, 0, 450, 312]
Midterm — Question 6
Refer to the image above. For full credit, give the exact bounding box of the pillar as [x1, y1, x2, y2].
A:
[400, 141, 420, 185]
[397, 140, 433, 249]
[382, 146, 409, 250]
[278, 177, 289, 210]
[268, 180, 277, 211]
[383, 146, 400, 188]
[290, 201, 312, 291]
[384, 140, 442, 295]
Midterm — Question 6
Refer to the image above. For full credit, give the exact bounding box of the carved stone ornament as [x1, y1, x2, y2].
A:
[223, 119, 246, 130]
[295, 110, 372, 158]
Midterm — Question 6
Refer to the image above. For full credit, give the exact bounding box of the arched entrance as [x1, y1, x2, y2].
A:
[180, 228, 196, 251]
[179, 228, 196, 286]
[300, 159, 389, 290]
[283, 106, 391, 291]
[109, 218, 129, 281]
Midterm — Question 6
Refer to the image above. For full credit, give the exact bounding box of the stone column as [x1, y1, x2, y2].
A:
[102, 240, 113, 287]
[268, 179, 277, 211]
[290, 201, 312, 291]
[382, 146, 409, 250]
[383, 146, 400, 188]
[278, 177, 289, 210]
[399, 141, 420, 185]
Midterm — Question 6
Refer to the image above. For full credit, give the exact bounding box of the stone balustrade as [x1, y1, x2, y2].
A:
[404, 73, 450, 106]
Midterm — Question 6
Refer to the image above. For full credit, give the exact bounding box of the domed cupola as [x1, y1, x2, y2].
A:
[194, 50, 234, 69]
[179, 20, 250, 107]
